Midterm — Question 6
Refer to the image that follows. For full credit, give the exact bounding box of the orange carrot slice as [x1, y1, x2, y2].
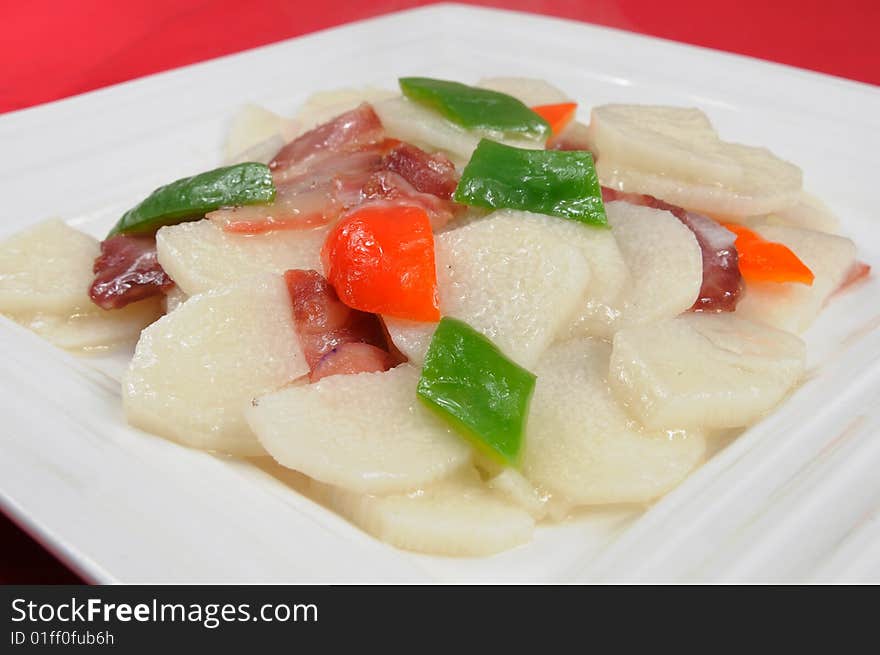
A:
[723, 223, 814, 286]
[531, 103, 577, 136]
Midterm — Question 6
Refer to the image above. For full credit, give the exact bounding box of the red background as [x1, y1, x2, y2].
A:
[1, 0, 877, 582]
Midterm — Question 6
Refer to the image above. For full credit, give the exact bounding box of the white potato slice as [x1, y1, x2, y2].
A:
[372, 96, 482, 163]
[246, 365, 471, 494]
[537, 212, 629, 339]
[18, 297, 162, 351]
[292, 87, 397, 135]
[385, 212, 592, 368]
[590, 104, 802, 216]
[0, 220, 164, 350]
[779, 192, 841, 233]
[734, 224, 857, 333]
[477, 77, 571, 106]
[373, 96, 545, 164]
[489, 210, 628, 341]
[124, 274, 306, 455]
[552, 119, 592, 149]
[597, 158, 801, 217]
[223, 104, 293, 162]
[486, 468, 548, 520]
[309, 470, 534, 556]
[382, 320, 434, 367]
[604, 200, 702, 329]
[163, 286, 188, 313]
[743, 191, 842, 235]
[590, 105, 730, 184]
[0, 219, 99, 315]
[225, 134, 286, 166]
[156, 219, 328, 295]
[610, 314, 806, 430]
[522, 338, 706, 505]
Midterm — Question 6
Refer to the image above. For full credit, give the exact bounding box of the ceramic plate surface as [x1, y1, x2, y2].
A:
[2, 3, 879, 583]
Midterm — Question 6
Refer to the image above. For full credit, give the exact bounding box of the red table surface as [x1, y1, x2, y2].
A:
[1, 0, 877, 584]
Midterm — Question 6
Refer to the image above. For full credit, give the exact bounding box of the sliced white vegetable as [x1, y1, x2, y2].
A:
[124, 274, 306, 456]
[489, 210, 628, 342]
[309, 470, 534, 556]
[590, 105, 730, 184]
[0, 219, 99, 315]
[552, 120, 592, 149]
[246, 365, 472, 494]
[605, 200, 702, 329]
[17, 297, 163, 351]
[225, 135, 286, 166]
[610, 313, 806, 430]
[734, 224, 857, 333]
[522, 338, 706, 505]
[486, 468, 548, 520]
[743, 191, 842, 235]
[477, 77, 571, 106]
[372, 96, 480, 163]
[598, 162, 802, 217]
[223, 104, 293, 162]
[373, 96, 544, 164]
[382, 320, 434, 367]
[163, 286, 188, 313]
[781, 192, 841, 233]
[590, 104, 802, 216]
[385, 212, 592, 368]
[0, 220, 165, 350]
[156, 219, 328, 296]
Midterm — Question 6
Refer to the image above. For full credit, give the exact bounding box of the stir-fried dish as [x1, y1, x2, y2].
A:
[0, 77, 870, 556]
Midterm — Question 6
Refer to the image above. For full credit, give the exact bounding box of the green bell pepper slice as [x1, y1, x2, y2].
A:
[454, 139, 607, 226]
[417, 317, 536, 466]
[108, 162, 275, 237]
[399, 77, 550, 139]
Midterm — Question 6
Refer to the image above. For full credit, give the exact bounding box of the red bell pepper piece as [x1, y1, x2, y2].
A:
[322, 204, 440, 321]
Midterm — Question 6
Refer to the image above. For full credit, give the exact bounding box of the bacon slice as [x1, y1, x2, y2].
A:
[211, 169, 374, 235]
[284, 269, 402, 381]
[603, 188, 743, 311]
[678, 211, 743, 311]
[382, 142, 458, 199]
[361, 171, 458, 230]
[269, 103, 384, 176]
[215, 109, 461, 235]
[89, 235, 174, 310]
[309, 342, 398, 382]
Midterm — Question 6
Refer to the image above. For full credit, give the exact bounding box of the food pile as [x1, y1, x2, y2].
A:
[0, 77, 868, 556]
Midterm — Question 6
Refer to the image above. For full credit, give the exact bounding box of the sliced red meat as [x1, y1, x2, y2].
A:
[269, 103, 384, 175]
[603, 187, 743, 311]
[677, 211, 743, 311]
[216, 104, 461, 235]
[284, 269, 403, 381]
[309, 342, 398, 383]
[212, 148, 389, 233]
[89, 235, 174, 310]
[210, 170, 369, 234]
[382, 142, 458, 199]
[360, 171, 458, 230]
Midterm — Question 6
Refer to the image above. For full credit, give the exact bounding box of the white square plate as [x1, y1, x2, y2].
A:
[2, 4, 879, 583]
